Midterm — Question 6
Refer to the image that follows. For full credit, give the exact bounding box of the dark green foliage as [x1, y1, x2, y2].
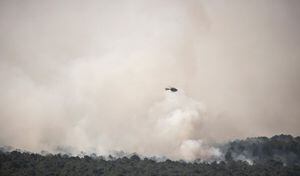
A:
[1, 135, 300, 175]
[225, 134, 300, 165]
[0, 150, 300, 176]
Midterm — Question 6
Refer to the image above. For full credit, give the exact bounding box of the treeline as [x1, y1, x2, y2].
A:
[224, 134, 300, 165]
[1, 151, 300, 176]
[1, 134, 300, 176]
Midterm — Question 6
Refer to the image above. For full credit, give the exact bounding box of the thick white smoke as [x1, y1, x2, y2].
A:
[0, 0, 300, 161]
[50, 89, 222, 161]
[145, 90, 221, 160]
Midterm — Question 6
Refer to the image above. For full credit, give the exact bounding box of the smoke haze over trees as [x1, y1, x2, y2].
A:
[1, 135, 300, 176]
[1, 0, 300, 163]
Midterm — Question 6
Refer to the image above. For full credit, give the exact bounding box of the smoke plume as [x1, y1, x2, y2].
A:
[0, 0, 300, 160]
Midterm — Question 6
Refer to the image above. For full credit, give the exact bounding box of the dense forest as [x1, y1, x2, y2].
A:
[1, 135, 300, 176]
[223, 134, 300, 165]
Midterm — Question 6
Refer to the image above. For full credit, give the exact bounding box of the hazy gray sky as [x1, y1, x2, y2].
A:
[0, 0, 300, 159]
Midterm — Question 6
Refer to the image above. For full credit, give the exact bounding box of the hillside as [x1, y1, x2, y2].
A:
[1, 135, 300, 176]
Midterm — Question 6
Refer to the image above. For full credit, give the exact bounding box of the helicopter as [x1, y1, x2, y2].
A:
[165, 87, 178, 92]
